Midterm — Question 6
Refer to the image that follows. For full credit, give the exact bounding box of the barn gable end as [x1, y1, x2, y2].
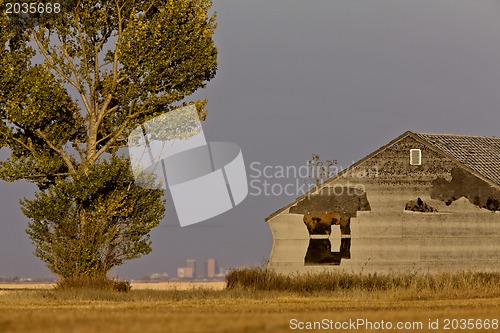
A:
[266, 131, 500, 275]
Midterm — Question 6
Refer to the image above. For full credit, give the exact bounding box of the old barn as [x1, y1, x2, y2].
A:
[266, 131, 500, 275]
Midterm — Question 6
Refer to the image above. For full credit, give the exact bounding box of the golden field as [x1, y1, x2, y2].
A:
[0, 281, 225, 291]
[1, 271, 500, 333]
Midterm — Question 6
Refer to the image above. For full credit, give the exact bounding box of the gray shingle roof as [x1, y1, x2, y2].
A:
[415, 132, 500, 186]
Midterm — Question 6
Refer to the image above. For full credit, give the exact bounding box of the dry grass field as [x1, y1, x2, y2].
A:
[1, 271, 500, 333]
[0, 281, 225, 291]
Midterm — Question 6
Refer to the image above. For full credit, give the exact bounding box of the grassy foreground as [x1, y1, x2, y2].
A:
[0, 269, 499, 333]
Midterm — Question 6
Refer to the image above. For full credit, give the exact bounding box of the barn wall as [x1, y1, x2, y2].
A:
[267, 135, 500, 275]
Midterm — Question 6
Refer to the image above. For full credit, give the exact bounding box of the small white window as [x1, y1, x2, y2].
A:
[410, 149, 422, 165]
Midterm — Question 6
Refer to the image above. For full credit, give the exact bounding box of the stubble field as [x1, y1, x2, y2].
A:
[1, 272, 500, 333]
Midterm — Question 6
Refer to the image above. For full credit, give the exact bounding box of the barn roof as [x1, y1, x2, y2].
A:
[265, 131, 500, 221]
[414, 132, 500, 187]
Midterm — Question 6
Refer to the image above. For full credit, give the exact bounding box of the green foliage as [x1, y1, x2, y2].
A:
[22, 156, 164, 280]
[0, 0, 217, 282]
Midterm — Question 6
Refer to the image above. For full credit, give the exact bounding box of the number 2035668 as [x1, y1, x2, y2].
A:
[443, 318, 498, 330]
[5, 2, 61, 15]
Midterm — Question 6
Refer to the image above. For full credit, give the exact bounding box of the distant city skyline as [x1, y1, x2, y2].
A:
[1, 256, 227, 281]
[176, 258, 225, 280]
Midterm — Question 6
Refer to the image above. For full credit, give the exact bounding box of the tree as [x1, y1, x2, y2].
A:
[307, 154, 337, 188]
[0, 0, 218, 283]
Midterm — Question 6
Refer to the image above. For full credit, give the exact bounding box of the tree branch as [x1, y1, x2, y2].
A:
[58, 36, 83, 87]
[92, 1, 126, 154]
[114, 0, 123, 84]
[90, 115, 133, 164]
[91, 99, 153, 162]
[35, 129, 76, 173]
[75, 23, 93, 106]
[29, 172, 72, 178]
[58, 36, 94, 119]
[32, 33, 80, 90]
[9, 135, 37, 156]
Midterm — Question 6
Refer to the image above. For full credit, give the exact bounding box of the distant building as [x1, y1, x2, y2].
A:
[206, 258, 216, 278]
[186, 259, 197, 278]
[150, 272, 169, 281]
[177, 259, 197, 279]
[177, 267, 194, 279]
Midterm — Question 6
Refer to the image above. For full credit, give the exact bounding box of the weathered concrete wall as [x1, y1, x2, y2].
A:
[267, 135, 500, 275]
[432, 167, 500, 211]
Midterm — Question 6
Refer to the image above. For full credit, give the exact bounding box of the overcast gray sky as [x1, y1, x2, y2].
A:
[1, 0, 500, 279]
